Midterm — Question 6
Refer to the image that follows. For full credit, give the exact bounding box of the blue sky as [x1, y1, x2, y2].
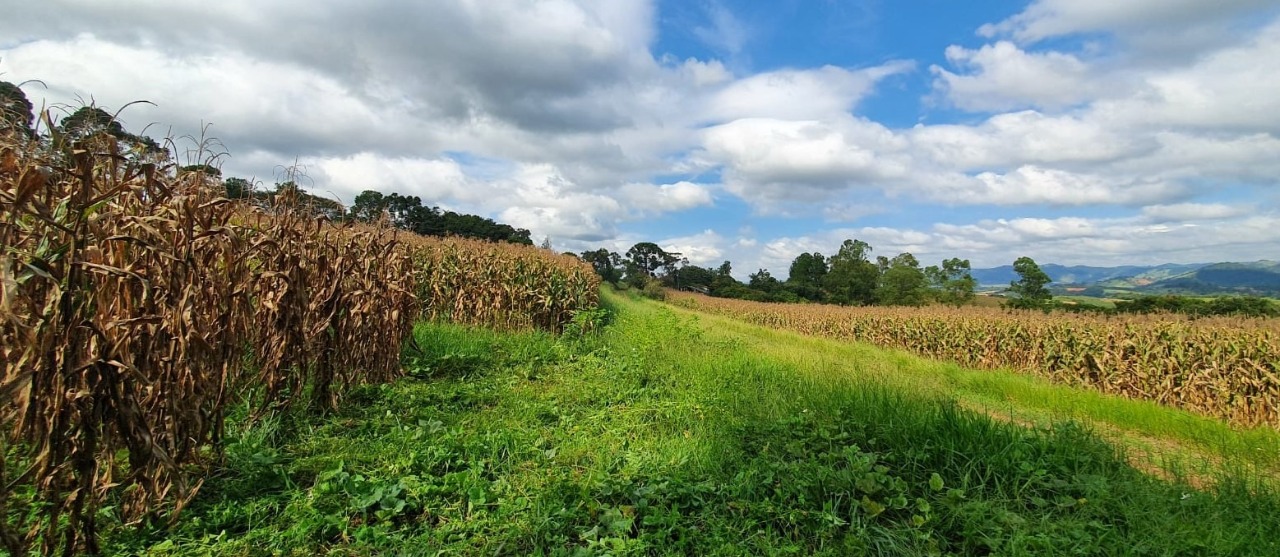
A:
[4, 0, 1280, 277]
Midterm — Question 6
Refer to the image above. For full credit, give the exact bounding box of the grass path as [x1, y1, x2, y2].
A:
[662, 297, 1280, 485]
[111, 290, 1280, 556]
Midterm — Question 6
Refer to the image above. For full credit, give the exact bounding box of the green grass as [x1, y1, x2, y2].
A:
[677, 305, 1280, 479]
[106, 290, 1280, 556]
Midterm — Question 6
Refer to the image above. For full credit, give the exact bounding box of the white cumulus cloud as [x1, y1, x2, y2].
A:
[931, 42, 1107, 111]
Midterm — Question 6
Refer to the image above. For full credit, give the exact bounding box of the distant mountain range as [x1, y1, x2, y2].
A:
[971, 261, 1280, 296]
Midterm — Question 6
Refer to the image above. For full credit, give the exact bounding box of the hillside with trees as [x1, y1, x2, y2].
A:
[582, 238, 985, 309]
[971, 261, 1280, 297]
[581, 238, 1279, 317]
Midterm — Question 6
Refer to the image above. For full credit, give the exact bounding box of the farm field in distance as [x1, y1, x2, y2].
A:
[668, 291, 1280, 430]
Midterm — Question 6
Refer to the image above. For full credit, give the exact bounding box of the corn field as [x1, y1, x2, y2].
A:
[0, 121, 596, 554]
[668, 291, 1280, 429]
[406, 235, 599, 332]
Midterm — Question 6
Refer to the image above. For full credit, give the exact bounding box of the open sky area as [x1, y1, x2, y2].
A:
[4, 0, 1279, 277]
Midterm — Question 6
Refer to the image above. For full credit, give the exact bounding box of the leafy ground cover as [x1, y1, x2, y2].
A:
[111, 290, 1280, 556]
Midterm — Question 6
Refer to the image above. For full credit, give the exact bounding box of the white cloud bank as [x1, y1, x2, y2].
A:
[2, 0, 1277, 266]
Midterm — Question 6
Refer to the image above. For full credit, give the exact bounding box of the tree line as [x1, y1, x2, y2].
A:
[346, 190, 533, 245]
[579, 240, 1055, 309]
[221, 179, 535, 245]
[578, 238, 1278, 317]
[1089, 294, 1278, 318]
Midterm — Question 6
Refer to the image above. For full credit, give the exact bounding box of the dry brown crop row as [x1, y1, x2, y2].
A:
[1, 125, 595, 554]
[406, 234, 599, 332]
[668, 291, 1280, 429]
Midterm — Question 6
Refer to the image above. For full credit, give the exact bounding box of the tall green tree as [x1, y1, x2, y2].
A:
[1008, 256, 1053, 310]
[58, 106, 129, 140]
[925, 258, 977, 307]
[875, 252, 928, 306]
[786, 252, 828, 301]
[349, 190, 391, 222]
[717, 261, 733, 277]
[581, 249, 624, 285]
[823, 239, 879, 305]
[667, 264, 717, 291]
[0, 81, 34, 136]
[748, 268, 784, 294]
[625, 242, 680, 278]
[348, 191, 433, 230]
[787, 252, 828, 286]
[710, 261, 740, 294]
[223, 177, 253, 199]
[56, 106, 166, 160]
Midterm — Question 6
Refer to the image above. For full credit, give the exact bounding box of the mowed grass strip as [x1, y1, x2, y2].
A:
[667, 290, 1280, 429]
[673, 302, 1280, 481]
[114, 290, 1280, 556]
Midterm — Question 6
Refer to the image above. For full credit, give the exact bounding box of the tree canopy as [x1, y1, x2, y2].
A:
[786, 252, 828, 302]
[348, 189, 533, 244]
[56, 106, 166, 160]
[0, 81, 34, 136]
[824, 239, 880, 305]
[223, 177, 254, 199]
[1007, 256, 1053, 310]
[59, 106, 130, 140]
[925, 258, 977, 307]
[580, 249, 624, 285]
[875, 252, 929, 306]
[625, 242, 681, 278]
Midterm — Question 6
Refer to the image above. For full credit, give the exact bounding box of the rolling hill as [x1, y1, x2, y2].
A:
[1140, 261, 1280, 295]
[970, 263, 1207, 287]
[972, 261, 1280, 296]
